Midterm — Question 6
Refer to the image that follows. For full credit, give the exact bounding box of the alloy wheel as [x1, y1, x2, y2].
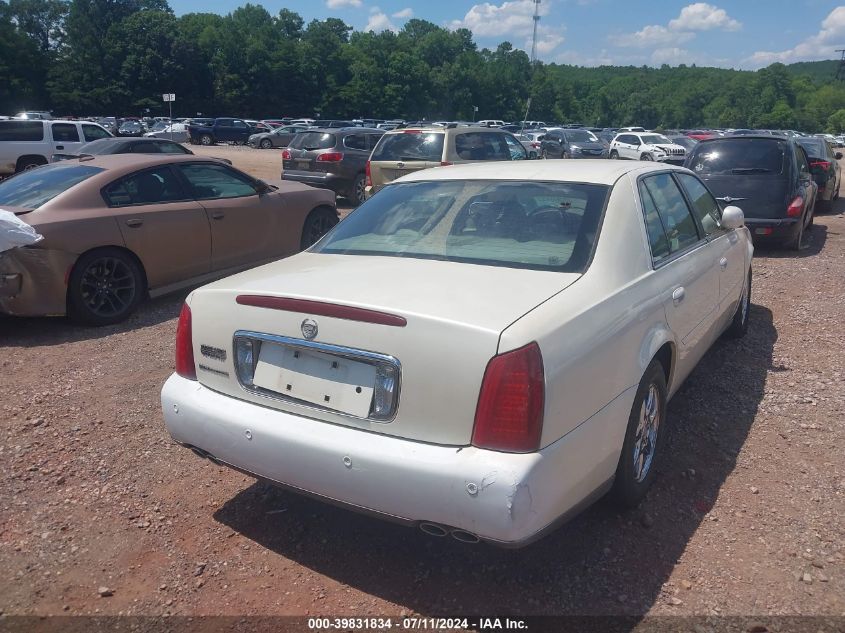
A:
[633, 384, 661, 483]
[79, 257, 137, 318]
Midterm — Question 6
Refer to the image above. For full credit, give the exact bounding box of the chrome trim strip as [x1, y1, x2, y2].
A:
[232, 330, 402, 423]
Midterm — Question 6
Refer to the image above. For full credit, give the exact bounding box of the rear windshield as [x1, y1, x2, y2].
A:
[565, 130, 598, 142]
[688, 139, 787, 176]
[0, 164, 103, 208]
[371, 132, 445, 162]
[289, 132, 336, 150]
[796, 138, 827, 158]
[0, 121, 44, 142]
[640, 134, 672, 145]
[313, 180, 609, 272]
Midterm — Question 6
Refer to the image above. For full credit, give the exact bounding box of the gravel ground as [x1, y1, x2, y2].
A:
[1, 153, 843, 625]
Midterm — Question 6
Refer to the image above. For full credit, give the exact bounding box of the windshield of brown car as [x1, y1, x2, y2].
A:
[0, 164, 104, 208]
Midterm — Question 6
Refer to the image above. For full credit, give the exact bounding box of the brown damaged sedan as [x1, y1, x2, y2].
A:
[0, 155, 338, 324]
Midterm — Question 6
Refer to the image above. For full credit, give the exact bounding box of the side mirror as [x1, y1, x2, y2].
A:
[254, 179, 272, 194]
[836, 152, 843, 160]
[721, 205, 744, 230]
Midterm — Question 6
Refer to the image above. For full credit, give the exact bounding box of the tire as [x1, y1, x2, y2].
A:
[300, 206, 338, 250]
[200, 134, 213, 146]
[541, 149, 549, 159]
[67, 248, 145, 326]
[609, 150, 619, 160]
[611, 359, 669, 508]
[16, 157, 46, 173]
[563, 151, 571, 159]
[528, 151, 538, 160]
[351, 173, 367, 207]
[724, 268, 751, 339]
[785, 212, 805, 251]
[640, 153, 654, 161]
[260, 139, 272, 149]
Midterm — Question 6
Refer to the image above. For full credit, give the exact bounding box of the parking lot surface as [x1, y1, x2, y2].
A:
[1, 156, 843, 620]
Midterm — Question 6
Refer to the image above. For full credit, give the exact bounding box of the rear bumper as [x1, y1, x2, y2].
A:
[282, 170, 348, 194]
[745, 217, 800, 241]
[161, 374, 628, 545]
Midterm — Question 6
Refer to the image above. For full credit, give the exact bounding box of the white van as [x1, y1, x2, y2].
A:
[0, 119, 112, 175]
[477, 119, 505, 128]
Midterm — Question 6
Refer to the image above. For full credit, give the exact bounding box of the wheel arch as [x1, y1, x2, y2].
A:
[65, 245, 149, 308]
[16, 154, 49, 171]
[640, 327, 676, 393]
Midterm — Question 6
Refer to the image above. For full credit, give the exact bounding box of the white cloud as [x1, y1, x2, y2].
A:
[449, 0, 564, 55]
[746, 6, 845, 67]
[615, 3, 740, 49]
[668, 3, 741, 32]
[651, 47, 694, 65]
[326, 0, 362, 8]
[450, 0, 549, 39]
[616, 25, 694, 48]
[365, 11, 398, 32]
[392, 7, 413, 19]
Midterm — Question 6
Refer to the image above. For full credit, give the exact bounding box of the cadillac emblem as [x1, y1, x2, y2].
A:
[301, 318, 318, 340]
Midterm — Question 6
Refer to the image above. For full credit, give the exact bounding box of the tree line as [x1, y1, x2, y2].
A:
[3, 0, 845, 132]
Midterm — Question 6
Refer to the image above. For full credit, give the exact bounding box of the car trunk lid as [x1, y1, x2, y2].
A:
[188, 252, 580, 446]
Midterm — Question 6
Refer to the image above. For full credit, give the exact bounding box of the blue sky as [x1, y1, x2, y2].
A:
[168, 0, 845, 69]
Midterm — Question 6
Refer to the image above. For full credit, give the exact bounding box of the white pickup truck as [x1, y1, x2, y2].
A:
[0, 120, 112, 175]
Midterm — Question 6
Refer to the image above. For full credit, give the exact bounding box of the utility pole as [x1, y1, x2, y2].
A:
[837, 50, 845, 81]
[530, 0, 541, 65]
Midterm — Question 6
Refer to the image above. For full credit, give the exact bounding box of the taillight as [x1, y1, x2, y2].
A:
[365, 160, 372, 187]
[472, 342, 544, 453]
[175, 303, 196, 380]
[317, 152, 344, 162]
[810, 160, 830, 170]
[787, 196, 803, 217]
[440, 161, 452, 166]
[282, 149, 291, 160]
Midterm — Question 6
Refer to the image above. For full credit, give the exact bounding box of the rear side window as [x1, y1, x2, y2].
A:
[454, 133, 510, 161]
[290, 132, 336, 151]
[177, 163, 257, 200]
[639, 181, 671, 264]
[689, 139, 787, 175]
[677, 173, 722, 236]
[640, 173, 700, 254]
[103, 167, 187, 207]
[158, 142, 190, 154]
[371, 132, 445, 162]
[82, 124, 111, 142]
[343, 134, 367, 151]
[51, 123, 80, 143]
[0, 121, 44, 142]
[0, 164, 103, 208]
[129, 142, 161, 153]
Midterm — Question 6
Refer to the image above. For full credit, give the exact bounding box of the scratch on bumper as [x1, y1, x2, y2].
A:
[0, 248, 75, 316]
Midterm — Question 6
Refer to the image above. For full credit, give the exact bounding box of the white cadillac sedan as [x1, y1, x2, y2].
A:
[161, 160, 753, 546]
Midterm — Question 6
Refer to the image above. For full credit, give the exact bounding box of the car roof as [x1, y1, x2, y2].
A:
[395, 159, 684, 186]
[55, 153, 219, 176]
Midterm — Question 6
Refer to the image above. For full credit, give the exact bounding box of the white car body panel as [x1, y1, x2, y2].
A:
[161, 160, 753, 545]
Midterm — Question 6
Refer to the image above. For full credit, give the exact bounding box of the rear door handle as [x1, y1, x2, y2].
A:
[672, 287, 685, 305]
[125, 218, 143, 228]
[719, 256, 728, 270]
[211, 211, 225, 220]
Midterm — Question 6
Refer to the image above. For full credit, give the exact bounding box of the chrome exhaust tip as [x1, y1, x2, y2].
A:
[419, 522, 449, 537]
[450, 529, 480, 544]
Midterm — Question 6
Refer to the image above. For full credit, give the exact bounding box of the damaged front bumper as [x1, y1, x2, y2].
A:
[161, 374, 618, 546]
[0, 248, 74, 316]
